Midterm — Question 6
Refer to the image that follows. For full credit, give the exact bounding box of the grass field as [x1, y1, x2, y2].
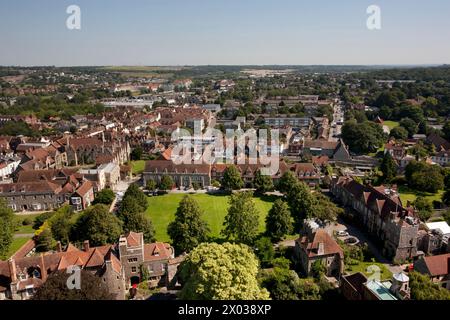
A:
[13, 213, 40, 234]
[131, 160, 146, 175]
[346, 261, 393, 281]
[383, 121, 399, 130]
[398, 185, 444, 204]
[4, 237, 31, 259]
[145, 193, 277, 242]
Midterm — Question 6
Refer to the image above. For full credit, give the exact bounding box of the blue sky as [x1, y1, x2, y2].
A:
[0, 0, 449, 66]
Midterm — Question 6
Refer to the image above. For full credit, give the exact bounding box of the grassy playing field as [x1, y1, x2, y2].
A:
[145, 193, 277, 243]
[4, 237, 31, 259]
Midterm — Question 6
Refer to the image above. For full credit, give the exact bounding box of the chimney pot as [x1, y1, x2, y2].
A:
[83, 240, 90, 252]
[56, 241, 62, 252]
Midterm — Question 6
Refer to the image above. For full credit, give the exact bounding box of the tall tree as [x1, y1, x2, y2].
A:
[222, 191, 260, 245]
[179, 242, 270, 300]
[49, 206, 73, 245]
[277, 171, 298, 194]
[222, 165, 244, 191]
[286, 181, 316, 228]
[71, 205, 123, 246]
[379, 152, 397, 183]
[167, 195, 210, 254]
[159, 175, 174, 191]
[0, 199, 14, 259]
[93, 189, 115, 205]
[265, 199, 293, 241]
[253, 170, 274, 194]
[123, 184, 148, 210]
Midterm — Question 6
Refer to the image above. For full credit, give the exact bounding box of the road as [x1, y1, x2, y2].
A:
[325, 218, 404, 275]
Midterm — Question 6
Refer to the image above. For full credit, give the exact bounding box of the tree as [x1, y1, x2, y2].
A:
[399, 118, 418, 138]
[286, 181, 316, 228]
[167, 195, 210, 254]
[313, 193, 343, 222]
[253, 170, 274, 194]
[123, 184, 147, 210]
[265, 199, 293, 241]
[310, 260, 326, 280]
[130, 146, 143, 161]
[178, 242, 270, 300]
[254, 237, 274, 267]
[405, 161, 444, 193]
[389, 126, 408, 140]
[409, 271, 450, 300]
[49, 206, 72, 245]
[341, 120, 385, 154]
[159, 175, 174, 191]
[71, 205, 123, 246]
[443, 190, 450, 206]
[277, 171, 298, 194]
[118, 194, 155, 243]
[146, 179, 157, 192]
[35, 228, 54, 252]
[0, 200, 15, 259]
[222, 192, 260, 245]
[259, 257, 320, 300]
[92, 189, 115, 205]
[222, 165, 244, 191]
[443, 121, 450, 141]
[379, 152, 397, 183]
[32, 270, 114, 300]
[443, 210, 450, 225]
[414, 196, 433, 221]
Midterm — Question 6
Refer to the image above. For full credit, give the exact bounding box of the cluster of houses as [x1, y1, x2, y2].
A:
[0, 232, 184, 300]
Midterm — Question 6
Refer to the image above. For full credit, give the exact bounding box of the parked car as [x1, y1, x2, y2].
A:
[337, 230, 349, 237]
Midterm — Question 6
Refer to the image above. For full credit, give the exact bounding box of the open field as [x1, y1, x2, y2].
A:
[397, 186, 444, 204]
[13, 213, 40, 234]
[145, 193, 277, 242]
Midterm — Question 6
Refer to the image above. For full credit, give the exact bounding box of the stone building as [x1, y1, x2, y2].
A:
[331, 177, 419, 262]
[294, 229, 344, 278]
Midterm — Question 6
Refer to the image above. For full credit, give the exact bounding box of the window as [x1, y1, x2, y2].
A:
[128, 258, 138, 263]
[131, 266, 137, 273]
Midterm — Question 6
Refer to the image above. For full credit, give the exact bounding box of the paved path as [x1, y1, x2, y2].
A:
[13, 233, 34, 239]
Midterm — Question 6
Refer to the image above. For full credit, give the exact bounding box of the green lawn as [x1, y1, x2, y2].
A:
[145, 193, 277, 242]
[383, 121, 399, 130]
[398, 185, 444, 204]
[346, 261, 393, 281]
[131, 160, 146, 175]
[4, 237, 31, 259]
[13, 214, 40, 234]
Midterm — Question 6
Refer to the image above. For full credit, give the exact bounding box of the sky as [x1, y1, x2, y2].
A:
[0, 0, 449, 66]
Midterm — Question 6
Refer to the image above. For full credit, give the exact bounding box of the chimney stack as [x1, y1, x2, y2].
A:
[8, 259, 17, 283]
[83, 240, 90, 252]
[40, 254, 48, 281]
[317, 242, 325, 256]
[56, 241, 62, 252]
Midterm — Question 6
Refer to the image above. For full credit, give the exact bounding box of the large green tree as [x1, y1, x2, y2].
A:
[286, 181, 316, 228]
[222, 165, 244, 191]
[277, 171, 298, 194]
[71, 204, 123, 246]
[159, 175, 174, 191]
[259, 257, 321, 300]
[178, 242, 270, 300]
[93, 189, 115, 205]
[405, 161, 444, 193]
[123, 184, 148, 210]
[253, 170, 274, 194]
[167, 195, 210, 254]
[222, 192, 260, 245]
[409, 271, 450, 300]
[265, 199, 293, 241]
[379, 152, 397, 183]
